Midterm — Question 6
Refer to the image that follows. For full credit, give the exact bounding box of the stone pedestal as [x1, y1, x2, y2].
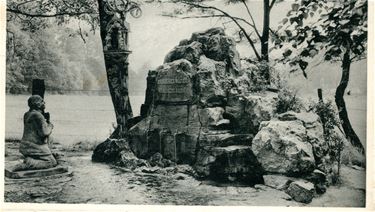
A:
[5, 166, 71, 179]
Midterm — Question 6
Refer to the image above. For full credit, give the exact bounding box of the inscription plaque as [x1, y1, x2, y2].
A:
[156, 69, 193, 103]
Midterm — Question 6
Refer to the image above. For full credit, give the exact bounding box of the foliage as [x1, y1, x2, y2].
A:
[7, 0, 145, 43]
[275, 87, 302, 114]
[275, 0, 367, 75]
[241, 60, 285, 92]
[6, 21, 107, 94]
[7, 0, 98, 33]
[312, 100, 340, 130]
[240, 61, 266, 92]
[311, 100, 343, 183]
[6, 0, 148, 94]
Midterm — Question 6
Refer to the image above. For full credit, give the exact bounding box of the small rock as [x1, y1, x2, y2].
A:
[141, 167, 161, 174]
[254, 184, 268, 191]
[351, 165, 365, 171]
[148, 152, 176, 168]
[263, 175, 294, 190]
[315, 183, 327, 195]
[156, 168, 168, 175]
[305, 169, 326, 185]
[175, 173, 186, 180]
[117, 150, 149, 170]
[164, 166, 178, 175]
[313, 169, 326, 177]
[175, 165, 196, 176]
[281, 193, 293, 201]
[286, 181, 315, 203]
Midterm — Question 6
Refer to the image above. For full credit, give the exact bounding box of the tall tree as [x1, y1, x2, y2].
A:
[7, 0, 143, 138]
[276, 0, 367, 152]
[162, 0, 283, 82]
[96, 0, 142, 137]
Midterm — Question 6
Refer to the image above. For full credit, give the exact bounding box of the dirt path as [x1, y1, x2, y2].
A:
[4, 142, 365, 206]
[51, 152, 301, 206]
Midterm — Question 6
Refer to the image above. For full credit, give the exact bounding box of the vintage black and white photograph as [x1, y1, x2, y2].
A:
[2, 0, 370, 208]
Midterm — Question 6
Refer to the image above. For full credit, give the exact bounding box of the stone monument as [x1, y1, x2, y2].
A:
[127, 28, 265, 185]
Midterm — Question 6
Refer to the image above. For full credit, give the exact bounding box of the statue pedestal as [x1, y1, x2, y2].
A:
[5, 166, 71, 179]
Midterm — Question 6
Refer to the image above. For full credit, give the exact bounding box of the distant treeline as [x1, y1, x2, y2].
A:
[6, 20, 110, 94]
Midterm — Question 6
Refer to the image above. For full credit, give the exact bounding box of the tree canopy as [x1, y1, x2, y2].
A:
[275, 0, 367, 77]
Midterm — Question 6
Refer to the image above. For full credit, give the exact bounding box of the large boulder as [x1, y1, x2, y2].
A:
[92, 139, 148, 170]
[196, 56, 227, 106]
[225, 92, 278, 134]
[92, 139, 130, 163]
[278, 111, 328, 162]
[165, 27, 241, 75]
[252, 113, 317, 175]
[164, 41, 203, 65]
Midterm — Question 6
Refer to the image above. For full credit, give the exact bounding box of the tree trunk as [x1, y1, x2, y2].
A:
[261, 0, 270, 83]
[97, 0, 133, 138]
[261, 0, 270, 62]
[335, 46, 365, 153]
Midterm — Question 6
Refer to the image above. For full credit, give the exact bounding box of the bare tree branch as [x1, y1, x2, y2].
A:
[240, 0, 261, 40]
[269, 0, 277, 10]
[78, 21, 87, 43]
[351, 55, 366, 62]
[161, 13, 256, 28]
[7, 8, 97, 18]
[269, 28, 277, 36]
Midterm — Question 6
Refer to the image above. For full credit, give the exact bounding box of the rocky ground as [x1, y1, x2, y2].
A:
[4, 142, 365, 206]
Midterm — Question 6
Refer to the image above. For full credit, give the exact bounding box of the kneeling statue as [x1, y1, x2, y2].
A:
[14, 95, 57, 171]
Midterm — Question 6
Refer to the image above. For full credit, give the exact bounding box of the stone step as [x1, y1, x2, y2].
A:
[199, 133, 253, 148]
[194, 145, 264, 185]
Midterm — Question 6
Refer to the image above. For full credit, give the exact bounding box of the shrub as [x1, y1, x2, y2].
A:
[312, 100, 340, 130]
[311, 100, 344, 184]
[241, 60, 268, 92]
[275, 87, 303, 114]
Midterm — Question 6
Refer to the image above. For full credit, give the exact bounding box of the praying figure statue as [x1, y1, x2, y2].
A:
[13, 95, 57, 171]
